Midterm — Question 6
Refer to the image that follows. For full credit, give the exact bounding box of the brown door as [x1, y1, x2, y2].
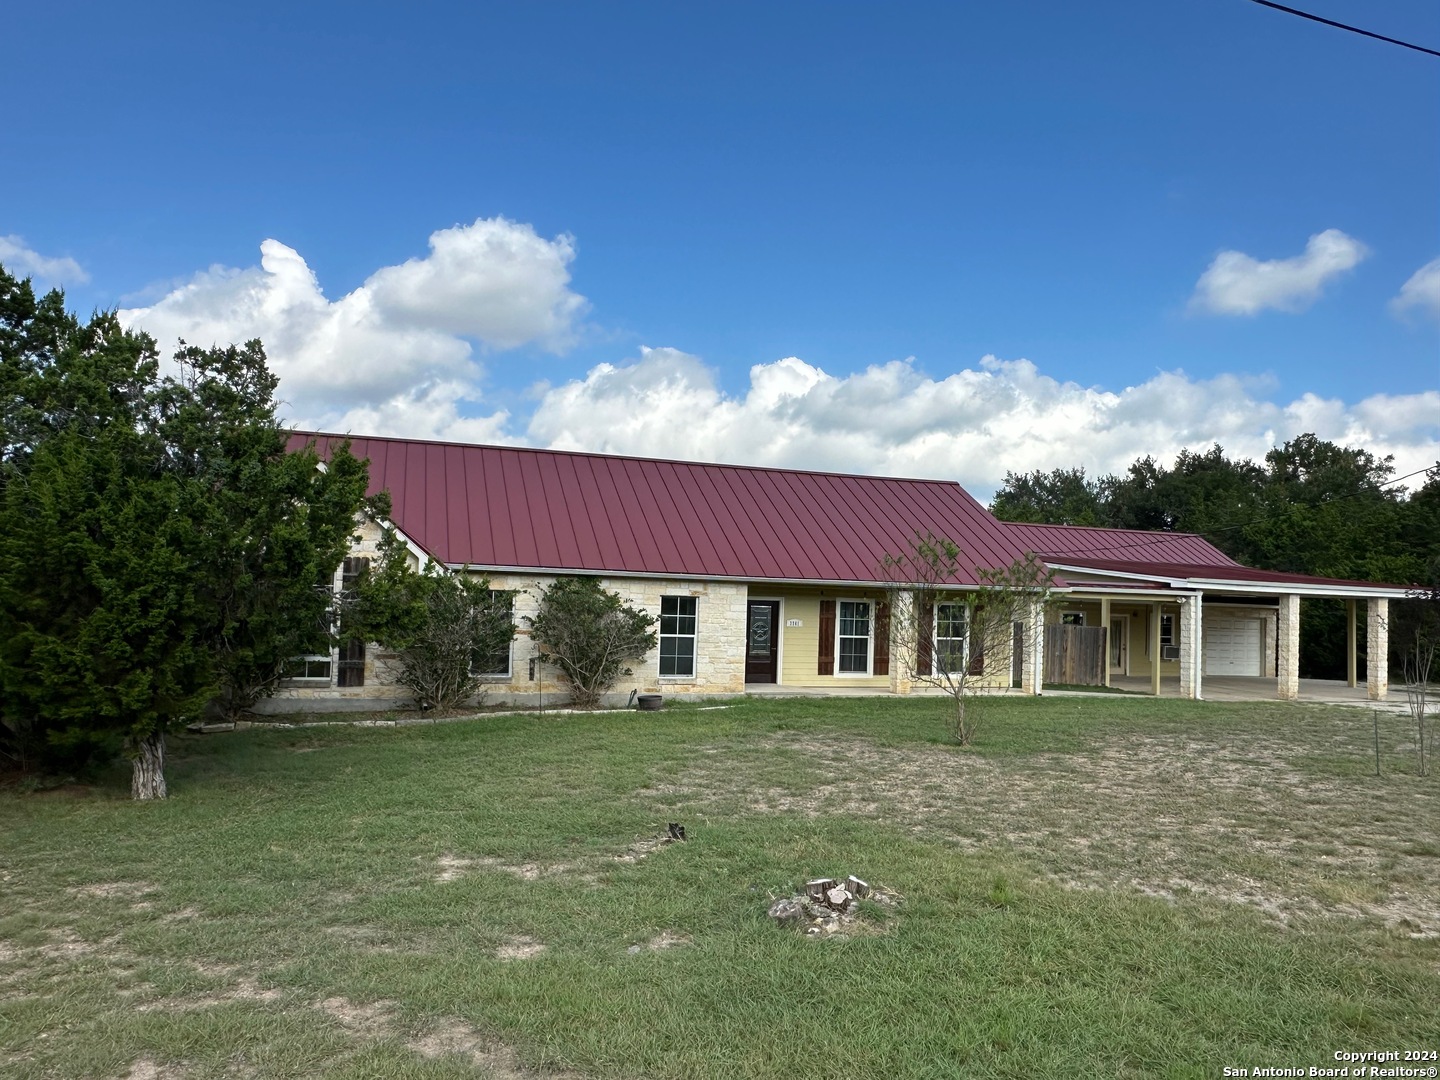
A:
[744, 600, 780, 683]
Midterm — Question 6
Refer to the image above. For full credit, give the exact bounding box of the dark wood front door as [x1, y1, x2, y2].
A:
[744, 600, 780, 684]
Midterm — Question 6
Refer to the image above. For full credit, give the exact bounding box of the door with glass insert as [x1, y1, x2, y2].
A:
[744, 600, 780, 683]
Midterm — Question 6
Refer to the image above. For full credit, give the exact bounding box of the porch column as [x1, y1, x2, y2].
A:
[889, 591, 913, 696]
[1021, 597, 1044, 695]
[1346, 600, 1358, 688]
[1150, 600, 1162, 697]
[1367, 597, 1388, 701]
[1099, 597, 1112, 688]
[1179, 594, 1202, 700]
[1277, 593, 1300, 700]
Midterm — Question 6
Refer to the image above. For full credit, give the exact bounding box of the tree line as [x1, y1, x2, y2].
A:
[989, 440, 1440, 677]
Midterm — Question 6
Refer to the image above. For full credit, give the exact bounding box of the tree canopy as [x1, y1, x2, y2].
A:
[0, 263, 370, 796]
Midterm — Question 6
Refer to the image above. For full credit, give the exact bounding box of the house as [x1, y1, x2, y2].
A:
[267, 431, 1408, 711]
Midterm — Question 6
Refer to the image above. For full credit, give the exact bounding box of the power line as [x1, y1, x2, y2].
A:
[1247, 0, 1440, 59]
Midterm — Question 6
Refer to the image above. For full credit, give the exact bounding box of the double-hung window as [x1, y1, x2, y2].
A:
[471, 591, 516, 678]
[934, 602, 967, 676]
[1160, 613, 1176, 647]
[837, 600, 871, 674]
[659, 596, 697, 677]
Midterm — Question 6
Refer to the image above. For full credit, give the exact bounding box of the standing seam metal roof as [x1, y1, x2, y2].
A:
[289, 431, 1033, 585]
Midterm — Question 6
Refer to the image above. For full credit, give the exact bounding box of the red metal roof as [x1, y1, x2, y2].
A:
[1006, 521, 1240, 567]
[289, 431, 1036, 586]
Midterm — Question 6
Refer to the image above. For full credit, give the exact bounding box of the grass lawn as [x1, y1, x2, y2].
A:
[2, 696, 1437, 1079]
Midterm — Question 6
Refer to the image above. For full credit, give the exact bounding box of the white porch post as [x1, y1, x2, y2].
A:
[1367, 597, 1388, 701]
[889, 591, 913, 696]
[1346, 599, 1358, 688]
[1021, 597, 1044, 695]
[1150, 601, 1162, 697]
[1277, 593, 1300, 700]
[1099, 596, 1112, 688]
[1180, 594, 1202, 700]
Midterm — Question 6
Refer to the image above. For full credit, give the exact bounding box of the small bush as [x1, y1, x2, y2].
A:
[528, 578, 657, 708]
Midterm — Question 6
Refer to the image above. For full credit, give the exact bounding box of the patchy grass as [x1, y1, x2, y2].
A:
[1, 696, 1437, 1079]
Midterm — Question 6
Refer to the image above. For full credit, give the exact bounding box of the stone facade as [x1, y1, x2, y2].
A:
[1178, 595, 1201, 699]
[1277, 593, 1301, 700]
[1367, 597, 1388, 700]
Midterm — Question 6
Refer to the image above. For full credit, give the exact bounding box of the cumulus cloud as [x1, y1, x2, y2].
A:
[0, 235, 89, 284]
[1390, 257, 1440, 322]
[119, 217, 587, 430]
[527, 350, 1440, 499]
[1189, 229, 1368, 315]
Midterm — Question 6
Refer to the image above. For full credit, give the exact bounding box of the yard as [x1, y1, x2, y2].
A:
[2, 696, 1437, 1079]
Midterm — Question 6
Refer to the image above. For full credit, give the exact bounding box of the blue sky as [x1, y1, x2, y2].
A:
[4, 0, 1438, 495]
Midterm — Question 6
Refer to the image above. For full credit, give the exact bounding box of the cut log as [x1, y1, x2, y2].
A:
[826, 886, 852, 910]
[805, 878, 838, 902]
[846, 876, 870, 898]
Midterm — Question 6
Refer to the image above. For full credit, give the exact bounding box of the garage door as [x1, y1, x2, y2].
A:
[1204, 618, 1263, 676]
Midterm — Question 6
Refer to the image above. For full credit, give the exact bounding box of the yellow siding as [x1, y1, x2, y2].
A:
[760, 586, 893, 689]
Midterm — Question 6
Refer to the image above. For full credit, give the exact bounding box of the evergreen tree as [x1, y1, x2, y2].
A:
[0, 263, 369, 796]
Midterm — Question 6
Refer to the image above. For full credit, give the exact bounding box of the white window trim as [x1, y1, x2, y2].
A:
[471, 591, 517, 680]
[659, 595, 699, 681]
[1144, 609, 1180, 658]
[932, 600, 969, 677]
[835, 598, 873, 677]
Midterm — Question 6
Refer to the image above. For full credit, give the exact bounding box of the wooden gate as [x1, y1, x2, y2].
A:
[1044, 625, 1107, 686]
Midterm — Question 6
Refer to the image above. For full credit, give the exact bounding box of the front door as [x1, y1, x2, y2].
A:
[1109, 616, 1129, 676]
[745, 600, 780, 683]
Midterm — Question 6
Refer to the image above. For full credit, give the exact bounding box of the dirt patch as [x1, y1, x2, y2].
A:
[324, 925, 428, 954]
[122, 1057, 189, 1080]
[433, 834, 678, 884]
[642, 726, 1440, 933]
[138, 974, 283, 1012]
[70, 881, 158, 901]
[409, 1018, 584, 1079]
[315, 995, 397, 1037]
[627, 930, 692, 953]
[495, 936, 546, 961]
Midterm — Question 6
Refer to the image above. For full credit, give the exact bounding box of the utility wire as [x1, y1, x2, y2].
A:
[1013, 464, 1436, 562]
[1247, 0, 1440, 59]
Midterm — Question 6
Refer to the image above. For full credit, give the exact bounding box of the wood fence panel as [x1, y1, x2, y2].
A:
[1044, 625, 1107, 685]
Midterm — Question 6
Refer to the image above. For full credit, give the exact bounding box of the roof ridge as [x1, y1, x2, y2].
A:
[1006, 520, 1210, 541]
[290, 429, 972, 489]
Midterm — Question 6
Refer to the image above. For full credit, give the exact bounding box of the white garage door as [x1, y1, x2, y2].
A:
[1205, 618, 1263, 676]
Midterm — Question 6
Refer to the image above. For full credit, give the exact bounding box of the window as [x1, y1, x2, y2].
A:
[837, 600, 871, 674]
[283, 576, 340, 682]
[1160, 613, 1176, 646]
[934, 602, 967, 675]
[335, 557, 370, 687]
[283, 656, 332, 681]
[471, 591, 516, 677]
[659, 595, 697, 677]
[1061, 611, 1085, 626]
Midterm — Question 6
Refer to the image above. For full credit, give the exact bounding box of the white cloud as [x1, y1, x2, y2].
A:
[0, 235, 89, 284]
[1189, 229, 1368, 316]
[527, 350, 1440, 499]
[1390, 257, 1440, 322]
[119, 217, 587, 430]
